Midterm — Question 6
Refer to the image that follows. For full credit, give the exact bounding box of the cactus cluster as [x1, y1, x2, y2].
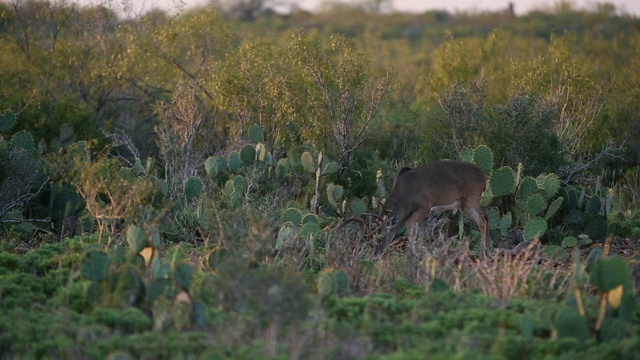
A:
[277, 207, 322, 249]
[80, 238, 207, 332]
[301, 150, 340, 214]
[558, 184, 611, 240]
[470, 145, 564, 241]
[555, 248, 635, 343]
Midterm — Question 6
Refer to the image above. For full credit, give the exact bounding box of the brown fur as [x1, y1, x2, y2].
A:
[375, 160, 490, 258]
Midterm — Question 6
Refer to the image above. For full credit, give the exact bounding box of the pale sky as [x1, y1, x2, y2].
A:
[80, 0, 640, 17]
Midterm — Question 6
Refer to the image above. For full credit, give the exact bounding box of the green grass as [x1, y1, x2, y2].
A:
[0, 235, 638, 359]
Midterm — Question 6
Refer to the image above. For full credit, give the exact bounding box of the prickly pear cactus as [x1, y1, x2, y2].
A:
[205, 156, 227, 179]
[321, 161, 340, 176]
[460, 147, 474, 163]
[490, 166, 516, 197]
[327, 183, 344, 211]
[223, 175, 245, 208]
[544, 197, 564, 220]
[228, 151, 243, 174]
[147, 279, 174, 304]
[11, 131, 36, 153]
[499, 212, 512, 236]
[185, 177, 203, 200]
[300, 221, 321, 241]
[174, 262, 195, 291]
[248, 124, 264, 143]
[282, 208, 302, 226]
[240, 144, 256, 165]
[590, 256, 630, 292]
[81, 250, 111, 281]
[0, 110, 16, 132]
[275, 158, 290, 179]
[302, 213, 319, 225]
[127, 225, 149, 253]
[301, 151, 316, 173]
[537, 173, 561, 200]
[523, 216, 547, 240]
[487, 207, 501, 231]
[276, 225, 296, 249]
[517, 177, 539, 200]
[349, 197, 367, 218]
[472, 145, 493, 174]
[526, 193, 546, 217]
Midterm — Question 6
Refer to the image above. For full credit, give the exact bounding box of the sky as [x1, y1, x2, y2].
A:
[79, 0, 640, 17]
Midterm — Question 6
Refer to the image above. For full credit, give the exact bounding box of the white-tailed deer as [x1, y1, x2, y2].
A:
[374, 160, 490, 258]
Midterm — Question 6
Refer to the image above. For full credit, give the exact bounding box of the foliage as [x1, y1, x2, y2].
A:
[288, 30, 395, 174]
[1, 1, 640, 358]
[0, 110, 47, 233]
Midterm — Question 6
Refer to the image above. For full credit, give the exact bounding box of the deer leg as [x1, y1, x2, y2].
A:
[405, 209, 430, 256]
[462, 206, 490, 258]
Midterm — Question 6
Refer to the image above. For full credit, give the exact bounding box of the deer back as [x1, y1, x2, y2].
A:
[385, 160, 486, 216]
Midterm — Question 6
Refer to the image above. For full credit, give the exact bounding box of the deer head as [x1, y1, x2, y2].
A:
[374, 160, 490, 258]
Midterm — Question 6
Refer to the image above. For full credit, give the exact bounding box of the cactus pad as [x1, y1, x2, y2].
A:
[127, 225, 149, 253]
[473, 145, 494, 173]
[523, 216, 547, 240]
[174, 262, 195, 291]
[81, 250, 111, 281]
[300, 221, 321, 241]
[228, 151, 243, 173]
[321, 161, 340, 176]
[544, 197, 563, 220]
[487, 207, 501, 231]
[205, 156, 227, 179]
[11, 131, 35, 153]
[240, 144, 256, 165]
[526, 193, 546, 217]
[349, 198, 367, 218]
[282, 208, 302, 226]
[537, 173, 561, 200]
[248, 124, 265, 143]
[517, 177, 539, 200]
[590, 256, 630, 292]
[185, 177, 203, 199]
[0, 110, 16, 132]
[301, 151, 316, 173]
[490, 166, 516, 197]
[327, 183, 344, 210]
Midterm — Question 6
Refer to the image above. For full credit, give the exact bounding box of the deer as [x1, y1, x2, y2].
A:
[373, 160, 490, 258]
